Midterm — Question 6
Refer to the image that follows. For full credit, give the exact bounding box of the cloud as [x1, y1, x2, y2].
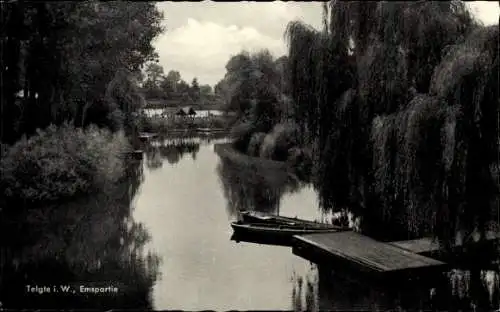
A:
[154, 2, 322, 86]
[157, 2, 322, 40]
[155, 18, 286, 86]
[467, 1, 499, 26]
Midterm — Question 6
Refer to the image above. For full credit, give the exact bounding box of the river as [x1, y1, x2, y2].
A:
[133, 134, 324, 310]
[0, 133, 498, 310]
[134, 133, 499, 311]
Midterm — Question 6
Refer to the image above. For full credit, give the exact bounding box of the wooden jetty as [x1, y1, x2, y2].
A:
[390, 231, 500, 268]
[390, 230, 500, 254]
[292, 231, 448, 283]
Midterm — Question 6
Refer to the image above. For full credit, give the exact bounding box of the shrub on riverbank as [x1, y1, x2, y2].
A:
[247, 132, 266, 156]
[229, 119, 312, 179]
[260, 122, 299, 161]
[0, 124, 130, 206]
[230, 121, 255, 153]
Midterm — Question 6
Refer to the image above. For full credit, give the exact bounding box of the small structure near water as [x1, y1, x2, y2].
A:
[176, 107, 196, 116]
[138, 132, 158, 141]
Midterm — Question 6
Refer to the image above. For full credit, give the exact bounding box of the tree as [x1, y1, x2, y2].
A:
[200, 84, 212, 97]
[190, 77, 201, 103]
[286, 1, 497, 246]
[159, 76, 174, 95]
[166, 70, 181, 85]
[164, 70, 181, 91]
[199, 84, 213, 106]
[214, 80, 224, 96]
[177, 79, 190, 95]
[1, 1, 164, 143]
[223, 52, 255, 115]
[143, 62, 165, 99]
[144, 63, 164, 87]
[275, 55, 291, 96]
[219, 49, 283, 120]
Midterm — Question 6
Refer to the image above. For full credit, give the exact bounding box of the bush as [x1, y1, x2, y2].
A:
[0, 124, 129, 206]
[259, 121, 300, 161]
[247, 132, 266, 156]
[230, 121, 255, 153]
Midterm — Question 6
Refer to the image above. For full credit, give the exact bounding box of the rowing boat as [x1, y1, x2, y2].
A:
[238, 210, 346, 230]
[230, 220, 345, 246]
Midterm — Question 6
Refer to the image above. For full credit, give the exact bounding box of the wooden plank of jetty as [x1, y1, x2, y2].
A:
[292, 232, 447, 282]
[390, 237, 439, 255]
[390, 231, 500, 268]
[390, 231, 500, 254]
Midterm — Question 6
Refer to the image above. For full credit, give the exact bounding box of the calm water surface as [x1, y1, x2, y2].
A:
[134, 134, 500, 311]
[1, 133, 498, 310]
[134, 135, 323, 310]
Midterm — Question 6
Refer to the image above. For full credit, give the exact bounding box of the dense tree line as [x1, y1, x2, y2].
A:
[215, 50, 292, 119]
[141, 62, 215, 106]
[1, 1, 163, 144]
[286, 1, 499, 244]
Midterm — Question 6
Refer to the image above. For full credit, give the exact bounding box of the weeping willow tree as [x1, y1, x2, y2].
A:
[286, 0, 499, 243]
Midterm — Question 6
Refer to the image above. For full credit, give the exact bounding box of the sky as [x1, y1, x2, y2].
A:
[154, 1, 499, 87]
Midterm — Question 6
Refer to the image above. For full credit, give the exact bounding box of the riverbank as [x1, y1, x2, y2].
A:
[214, 143, 291, 170]
[140, 114, 237, 134]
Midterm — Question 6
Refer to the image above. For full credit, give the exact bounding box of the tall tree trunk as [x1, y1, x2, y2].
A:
[1, 2, 24, 144]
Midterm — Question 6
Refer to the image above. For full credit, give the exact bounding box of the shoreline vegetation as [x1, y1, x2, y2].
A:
[139, 112, 237, 133]
[215, 143, 290, 170]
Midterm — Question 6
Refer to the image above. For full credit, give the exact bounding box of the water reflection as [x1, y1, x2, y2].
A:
[213, 142, 499, 311]
[144, 132, 229, 169]
[0, 159, 159, 309]
[290, 264, 500, 311]
[132, 135, 319, 310]
[215, 146, 303, 217]
[442, 269, 500, 310]
[291, 264, 319, 311]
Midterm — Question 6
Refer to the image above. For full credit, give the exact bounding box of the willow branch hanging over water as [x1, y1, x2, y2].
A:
[285, 0, 499, 243]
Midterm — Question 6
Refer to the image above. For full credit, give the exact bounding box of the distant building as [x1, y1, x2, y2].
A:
[176, 107, 196, 116]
